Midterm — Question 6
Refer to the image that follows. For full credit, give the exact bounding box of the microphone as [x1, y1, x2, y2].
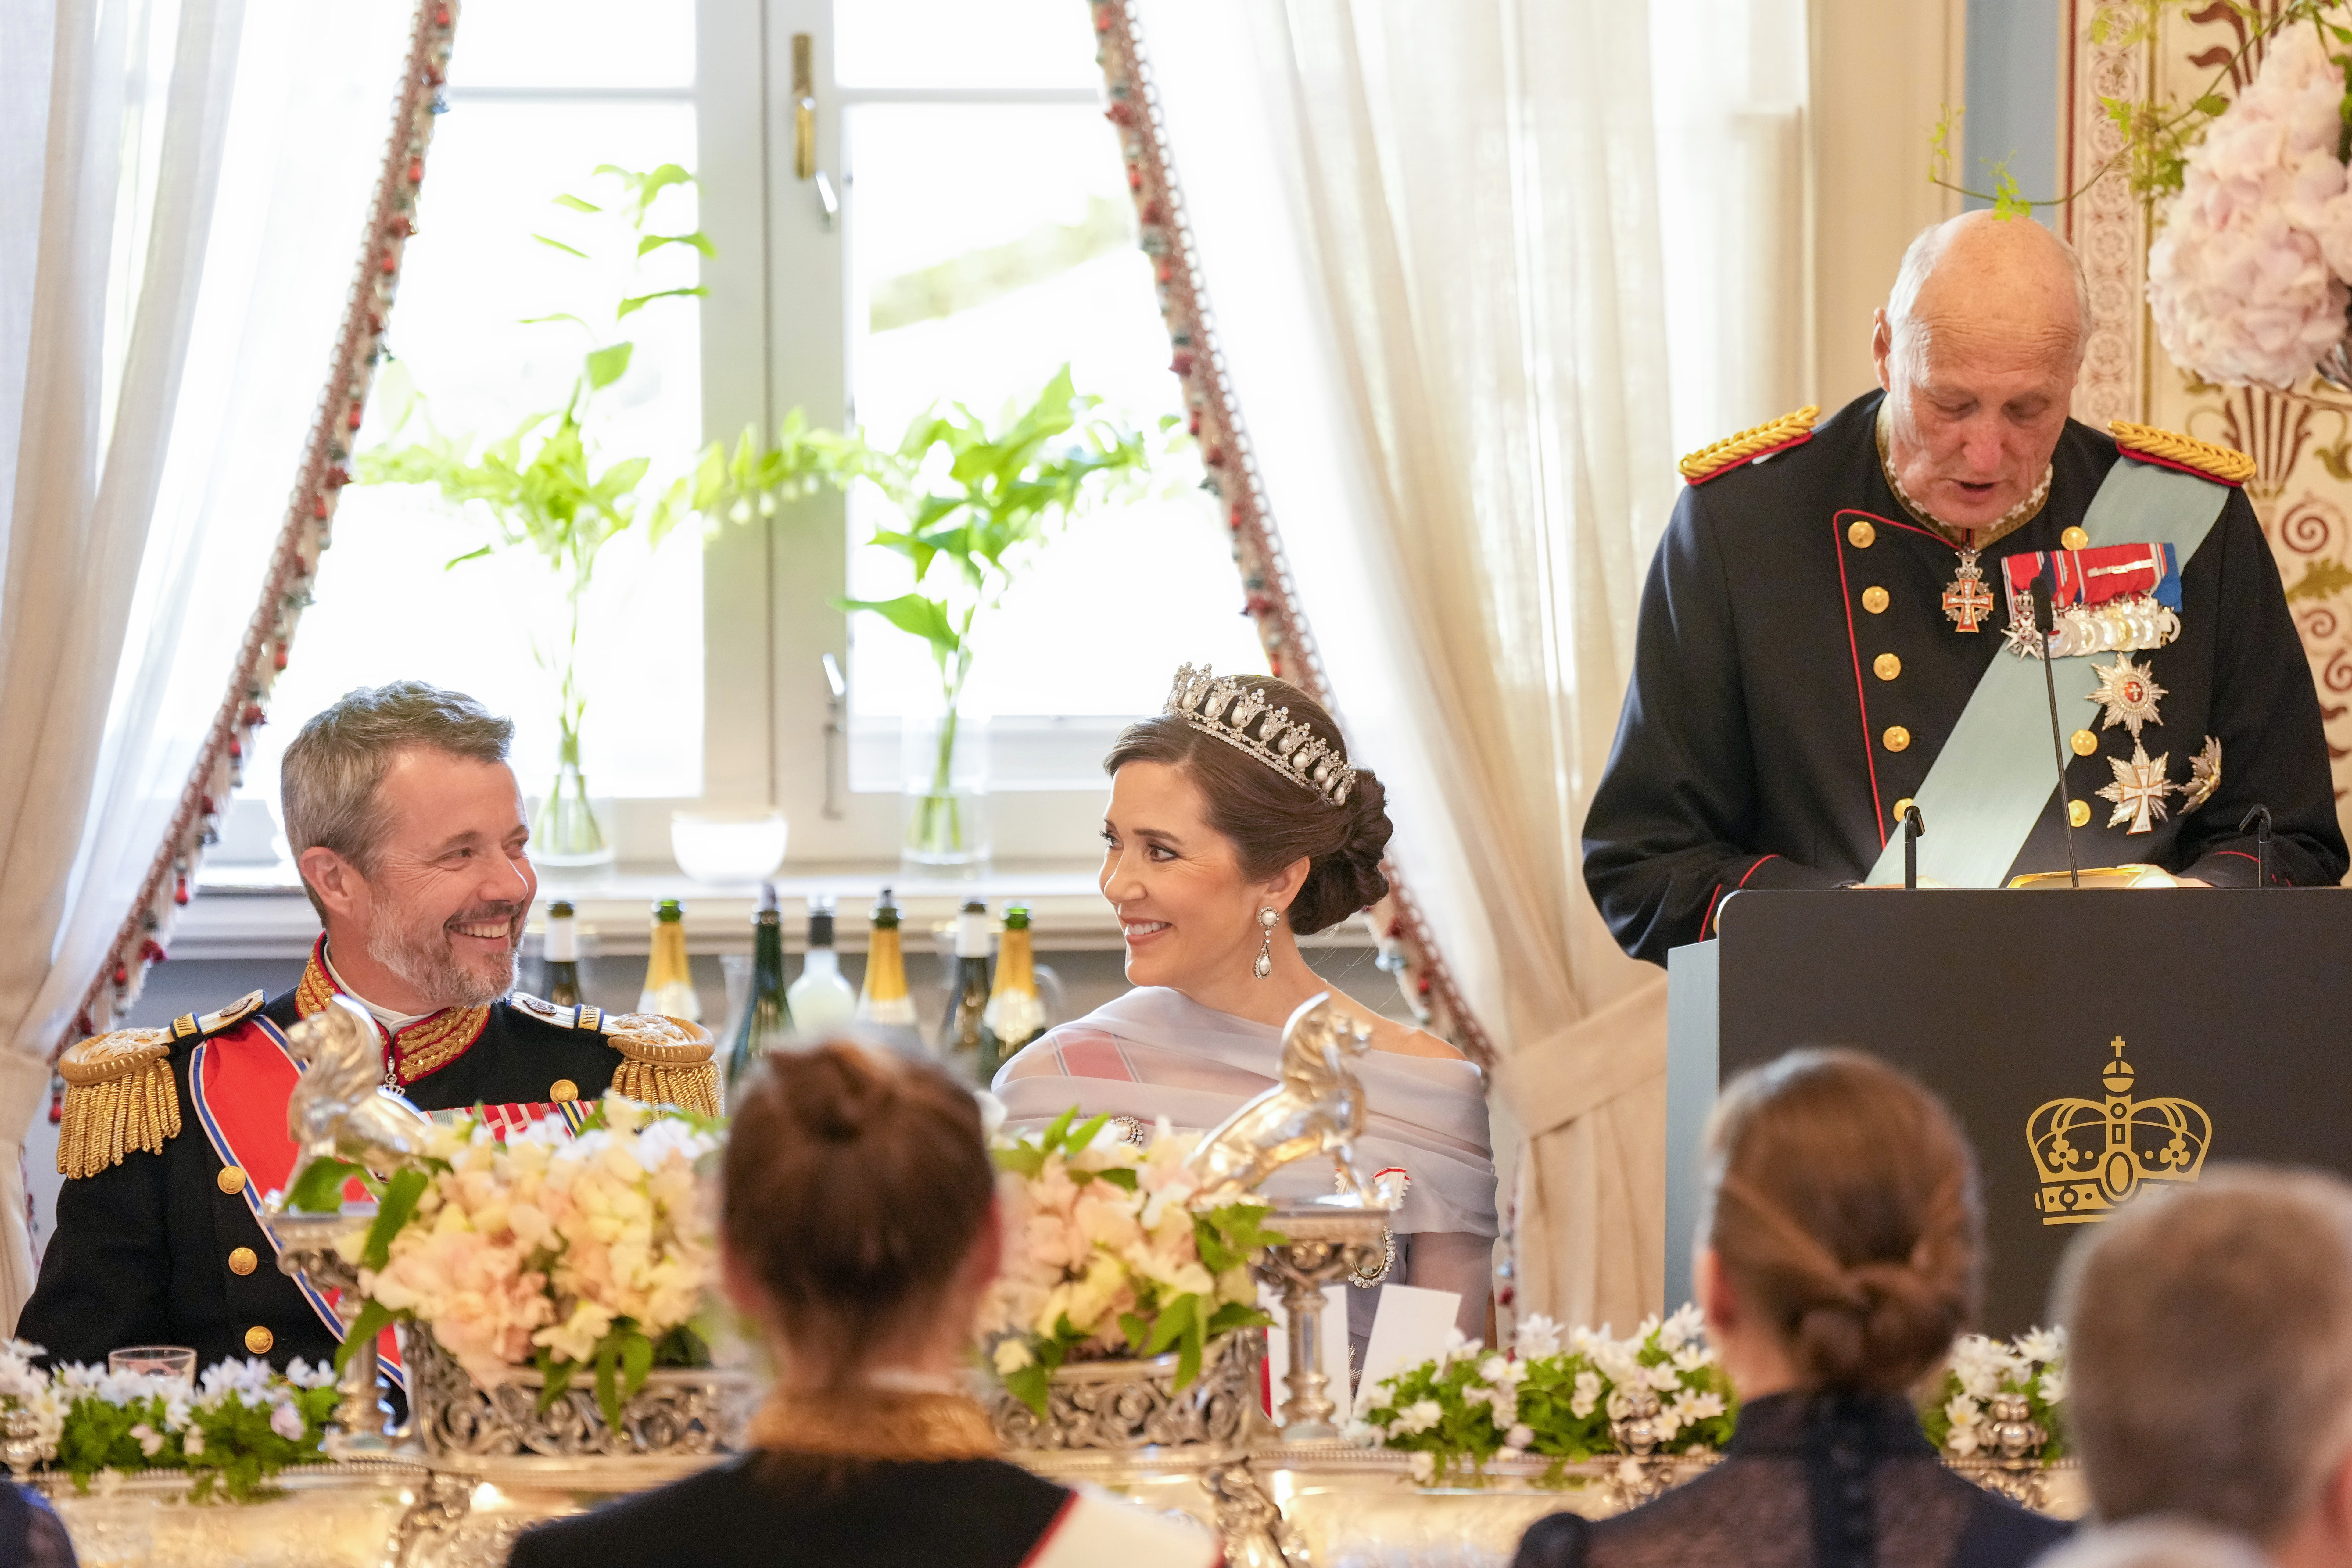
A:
[1902, 801, 1926, 890]
[2030, 571, 2081, 889]
[2239, 804, 2273, 887]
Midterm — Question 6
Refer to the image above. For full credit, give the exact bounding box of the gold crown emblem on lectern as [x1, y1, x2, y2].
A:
[2027, 1037, 2210, 1226]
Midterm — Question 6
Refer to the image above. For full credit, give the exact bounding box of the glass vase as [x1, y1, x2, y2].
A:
[900, 692, 991, 878]
[533, 754, 614, 867]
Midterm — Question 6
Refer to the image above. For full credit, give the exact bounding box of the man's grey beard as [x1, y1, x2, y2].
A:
[365, 901, 518, 1009]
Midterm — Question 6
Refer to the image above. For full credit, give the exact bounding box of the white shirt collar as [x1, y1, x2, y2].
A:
[321, 944, 434, 1034]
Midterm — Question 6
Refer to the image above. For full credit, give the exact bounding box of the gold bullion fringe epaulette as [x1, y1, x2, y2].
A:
[1679, 405, 1820, 484]
[604, 1012, 721, 1117]
[57, 1029, 182, 1180]
[2110, 420, 2257, 486]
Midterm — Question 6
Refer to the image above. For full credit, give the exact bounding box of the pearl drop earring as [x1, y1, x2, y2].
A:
[1253, 907, 1279, 980]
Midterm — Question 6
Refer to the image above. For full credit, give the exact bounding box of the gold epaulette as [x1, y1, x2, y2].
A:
[1679, 405, 1820, 484]
[602, 1012, 720, 1117]
[56, 1029, 182, 1180]
[170, 989, 263, 1041]
[2110, 420, 2256, 486]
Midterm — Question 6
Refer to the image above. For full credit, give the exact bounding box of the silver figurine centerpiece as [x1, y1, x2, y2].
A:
[261, 994, 439, 1458]
[1184, 992, 1400, 1444]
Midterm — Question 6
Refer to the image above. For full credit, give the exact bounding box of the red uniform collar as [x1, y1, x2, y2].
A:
[296, 935, 489, 1087]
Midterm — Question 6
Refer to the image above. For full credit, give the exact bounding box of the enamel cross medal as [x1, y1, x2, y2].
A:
[1943, 548, 1995, 632]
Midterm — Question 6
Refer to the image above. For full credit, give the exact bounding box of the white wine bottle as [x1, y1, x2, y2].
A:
[979, 902, 1046, 1081]
[855, 887, 919, 1028]
[639, 898, 700, 1022]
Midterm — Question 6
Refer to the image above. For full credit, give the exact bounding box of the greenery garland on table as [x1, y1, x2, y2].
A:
[0, 1341, 338, 1502]
[1352, 1312, 2070, 1486]
[1351, 1306, 1736, 1486]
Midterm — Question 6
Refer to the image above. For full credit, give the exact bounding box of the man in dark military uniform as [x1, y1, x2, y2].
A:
[1584, 212, 2348, 966]
[19, 682, 717, 1371]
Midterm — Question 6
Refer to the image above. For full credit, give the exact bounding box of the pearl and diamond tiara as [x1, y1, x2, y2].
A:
[1164, 663, 1357, 808]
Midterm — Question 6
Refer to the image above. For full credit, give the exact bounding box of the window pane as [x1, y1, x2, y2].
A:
[447, 0, 694, 91]
[243, 96, 704, 833]
[841, 101, 1267, 771]
[833, 0, 1101, 90]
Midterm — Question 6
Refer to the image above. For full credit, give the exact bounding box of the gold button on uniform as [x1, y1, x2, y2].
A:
[2062, 526, 2090, 550]
[1873, 653, 1902, 681]
[1847, 520, 1876, 548]
[1883, 726, 1911, 753]
[550, 1079, 579, 1103]
[2071, 729, 2099, 757]
[217, 1166, 247, 1196]
[1892, 797, 1915, 822]
[244, 1326, 274, 1355]
[1862, 586, 1890, 614]
[2068, 799, 2092, 828]
[228, 1247, 258, 1277]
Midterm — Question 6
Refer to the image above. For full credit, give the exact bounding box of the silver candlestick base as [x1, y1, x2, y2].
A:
[1253, 1204, 1391, 1441]
[262, 1204, 403, 1456]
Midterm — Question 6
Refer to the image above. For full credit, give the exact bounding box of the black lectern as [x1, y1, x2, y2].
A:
[1664, 888, 2352, 1335]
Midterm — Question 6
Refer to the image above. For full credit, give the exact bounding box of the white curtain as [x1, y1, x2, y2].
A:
[0, 0, 412, 1326]
[1138, 0, 1809, 1332]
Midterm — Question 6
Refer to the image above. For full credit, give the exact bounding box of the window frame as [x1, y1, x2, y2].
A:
[694, 0, 1179, 870]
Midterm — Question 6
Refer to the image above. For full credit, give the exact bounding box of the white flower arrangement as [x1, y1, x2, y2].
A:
[2148, 20, 2352, 388]
[980, 1109, 1280, 1415]
[0, 1339, 341, 1501]
[1923, 1327, 2067, 1462]
[333, 1095, 721, 1431]
[1350, 1305, 1737, 1486]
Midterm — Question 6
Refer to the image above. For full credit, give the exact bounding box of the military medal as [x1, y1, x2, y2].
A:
[2000, 543, 2184, 659]
[2097, 739, 2177, 834]
[2183, 736, 2222, 812]
[2087, 655, 2166, 738]
[1942, 549, 1995, 632]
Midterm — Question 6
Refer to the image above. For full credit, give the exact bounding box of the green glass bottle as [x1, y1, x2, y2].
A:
[541, 900, 583, 1008]
[938, 898, 993, 1080]
[727, 883, 792, 1106]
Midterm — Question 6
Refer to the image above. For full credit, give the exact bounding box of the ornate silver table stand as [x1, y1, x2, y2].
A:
[264, 1203, 404, 1459]
[1254, 1203, 1392, 1442]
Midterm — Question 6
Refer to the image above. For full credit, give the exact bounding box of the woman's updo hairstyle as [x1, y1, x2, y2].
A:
[1701, 1048, 1982, 1393]
[1106, 674, 1391, 933]
[723, 1041, 994, 1387]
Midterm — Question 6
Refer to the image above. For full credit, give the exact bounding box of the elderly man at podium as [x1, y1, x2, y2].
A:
[1583, 210, 2347, 965]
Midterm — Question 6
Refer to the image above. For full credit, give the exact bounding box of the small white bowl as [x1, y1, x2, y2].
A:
[670, 810, 789, 885]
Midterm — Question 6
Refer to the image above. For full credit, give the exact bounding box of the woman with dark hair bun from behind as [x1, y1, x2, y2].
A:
[506, 1042, 1219, 1568]
[993, 666, 1497, 1346]
[1514, 1049, 2069, 1568]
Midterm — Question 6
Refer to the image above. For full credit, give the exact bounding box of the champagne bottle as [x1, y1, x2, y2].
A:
[639, 898, 701, 1022]
[786, 894, 858, 1037]
[980, 901, 1047, 1080]
[727, 883, 792, 1104]
[938, 899, 993, 1079]
[855, 887, 919, 1029]
[542, 899, 583, 1008]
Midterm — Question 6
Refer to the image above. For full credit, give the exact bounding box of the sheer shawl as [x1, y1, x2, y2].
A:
[992, 987, 1496, 1238]
[1511, 1393, 2069, 1568]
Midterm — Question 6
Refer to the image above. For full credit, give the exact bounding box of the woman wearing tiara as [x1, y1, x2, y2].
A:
[994, 666, 1498, 1339]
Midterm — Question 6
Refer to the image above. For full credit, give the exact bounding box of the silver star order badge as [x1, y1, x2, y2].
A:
[2183, 736, 2222, 812]
[2096, 739, 2178, 834]
[2087, 655, 2167, 738]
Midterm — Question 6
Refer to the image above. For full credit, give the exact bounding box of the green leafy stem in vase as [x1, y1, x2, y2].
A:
[357, 164, 713, 862]
[702, 368, 1167, 860]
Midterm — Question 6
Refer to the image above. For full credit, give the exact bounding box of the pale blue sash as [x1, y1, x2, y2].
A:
[1861, 460, 2232, 887]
